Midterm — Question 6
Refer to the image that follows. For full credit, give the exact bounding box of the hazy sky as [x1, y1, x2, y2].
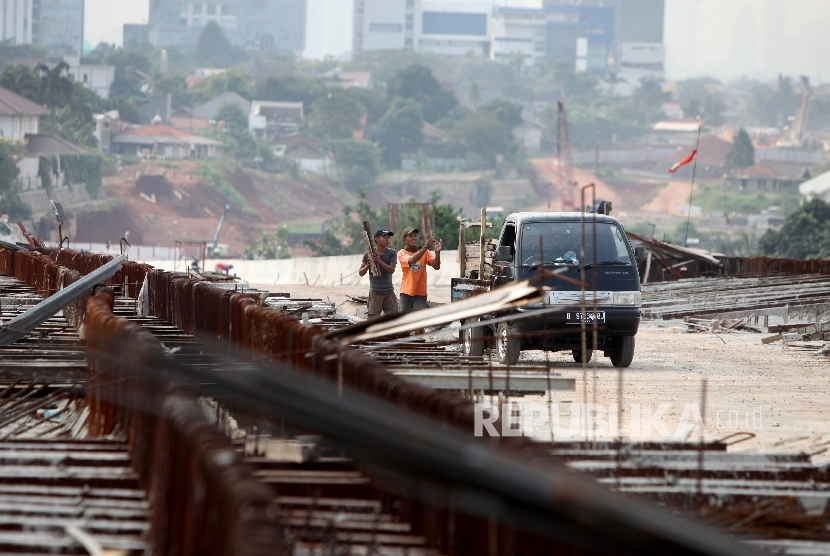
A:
[665, 0, 830, 82]
[86, 0, 149, 46]
[85, 0, 830, 83]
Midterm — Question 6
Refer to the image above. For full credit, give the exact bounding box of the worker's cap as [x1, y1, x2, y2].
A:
[374, 229, 394, 238]
[401, 227, 420, 237]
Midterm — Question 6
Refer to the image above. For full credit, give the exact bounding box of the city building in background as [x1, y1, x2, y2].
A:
[350, 0, 662, 85]
[353, 0, 491, 57]
[304, 0, 353, 60]
[491, 5, 613, 73]
[123, 22, 150, 48]
[0, 0, 34, 45]
[418, 0, 491, 56]
[543, 0, 665, 92]
[62, 56, 116, 98]
[130, 0, 306, 54]
[352, 0, 418, 55]
[33, 0, 85, 56]
[490, 8, 547, 67]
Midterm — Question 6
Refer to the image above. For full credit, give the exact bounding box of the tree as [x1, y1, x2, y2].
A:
[41, 105, 96, 147]
[431, 203, 463, 250]
[0, 64, 39, 100]
[243, 226, 291, 259]
[468, 80, 480, 105]
[446, 112, 513, 168]
[332, 138, 380, 189]
[207, 127, 260, 160]
[307, 90, 366, 141]
[681, 98, 701, 119]
[726, 128, 755, 170]
[702, 92, 725, 125]
[533, 60, 599, 103]
[602, 70, 627, 98]
[345, 87, 389, 125]
[215, 103, 248, 133]
[758, 199, 830, 259]
[305, 191, 386, 256]
[191, 69, 252, 105]
[152, 72, 191, 109]
[0, 39, 45, 68]
[747, 75, 799, 127]
[106, 48, 151, 99]
[35, 61, 73, 108]
[0, 64, 98, 146]
[477, 99, 523, 131]
[386, 64, 457, 123]
[631, 76, 664, 123]
[194, 22, 248, 68]
[0, 138, 22, 195]
[371, 97, 424, 168]
[0, 138, 28, 220]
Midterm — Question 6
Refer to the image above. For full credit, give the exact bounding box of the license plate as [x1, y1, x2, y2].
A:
[565, 311, 606, 324]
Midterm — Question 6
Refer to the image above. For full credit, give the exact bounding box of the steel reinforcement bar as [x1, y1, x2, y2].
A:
[85, 288, 283, 556]
[721, 256, 830, 276]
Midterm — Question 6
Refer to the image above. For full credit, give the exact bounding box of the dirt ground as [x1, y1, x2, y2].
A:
[511, 322, 830, 462]
[254, 280, 830, 461]
[641, 181, 694, 214]
[529, 159, 619, 211]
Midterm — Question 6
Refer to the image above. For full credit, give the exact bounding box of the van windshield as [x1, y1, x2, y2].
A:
[518, 222, 632, 267]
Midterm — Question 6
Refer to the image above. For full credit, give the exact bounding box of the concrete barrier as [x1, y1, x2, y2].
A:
[141, 250, 463, 288]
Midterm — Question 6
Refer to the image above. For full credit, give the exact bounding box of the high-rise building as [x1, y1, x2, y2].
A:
[144, 0, 306, 54]
[353, 0, 490, 58]
[304, 0, 353, 59]
[541, 0, 664, 68]
[32, 0, 85, 57]
[353, 0, 417, 55]
[543, 0, 664, 46]
[492, 5, 613, 72]
[0, 0, 33, 45]
[418, 0, 491, 57]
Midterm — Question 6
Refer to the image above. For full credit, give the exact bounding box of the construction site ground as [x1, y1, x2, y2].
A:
[253, 281, 830, 463]
[517, 321, 830, 461]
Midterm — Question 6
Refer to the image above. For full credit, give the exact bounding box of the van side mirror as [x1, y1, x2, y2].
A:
[496, 245, 513, 262]
[634, 246, 646, 262]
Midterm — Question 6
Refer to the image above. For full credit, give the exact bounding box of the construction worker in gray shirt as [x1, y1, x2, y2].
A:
[358, 229, 399, 318]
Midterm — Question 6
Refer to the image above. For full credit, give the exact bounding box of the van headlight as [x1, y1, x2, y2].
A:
[613, 292, 642, 306]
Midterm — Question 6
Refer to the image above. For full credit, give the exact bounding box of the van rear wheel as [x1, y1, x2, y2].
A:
[610, 336, 635, 368]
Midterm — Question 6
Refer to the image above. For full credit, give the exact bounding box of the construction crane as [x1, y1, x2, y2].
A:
[209, 204, 231, 257]
[555, 100, 576, 211]
[778, 76, 813, 148]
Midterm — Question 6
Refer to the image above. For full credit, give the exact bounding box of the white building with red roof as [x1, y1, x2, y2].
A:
[110, 124, 222, 159]
[0, 86, 51, 140]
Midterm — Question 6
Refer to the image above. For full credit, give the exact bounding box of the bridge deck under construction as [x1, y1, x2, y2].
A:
[0, 246, 829, 554]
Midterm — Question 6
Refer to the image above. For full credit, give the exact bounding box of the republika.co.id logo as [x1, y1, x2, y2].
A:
[474, 402, 764, 439]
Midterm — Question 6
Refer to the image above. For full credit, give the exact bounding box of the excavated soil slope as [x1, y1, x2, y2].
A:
[75, 162, 354, 254]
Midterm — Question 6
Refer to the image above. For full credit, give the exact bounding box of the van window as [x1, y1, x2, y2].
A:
[519, 222, 632, 266]
[499, 223, 516, 255]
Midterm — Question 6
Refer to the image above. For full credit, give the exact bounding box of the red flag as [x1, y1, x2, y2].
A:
[668, 149, 697, 173]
